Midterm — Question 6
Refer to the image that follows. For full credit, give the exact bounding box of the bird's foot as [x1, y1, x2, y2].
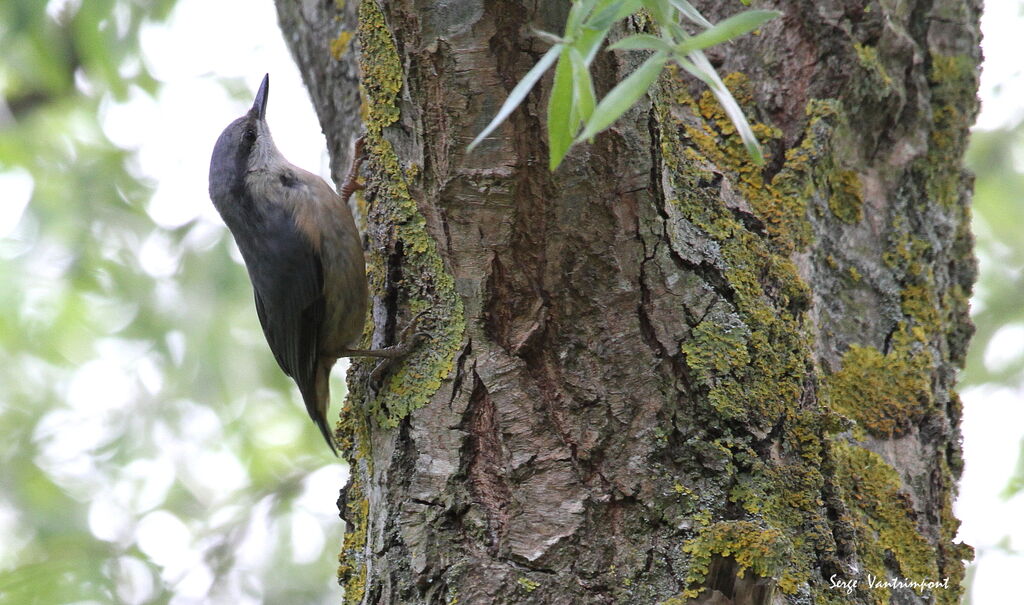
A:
[334, 309, 429, 361]
[364, 311, 430, 386]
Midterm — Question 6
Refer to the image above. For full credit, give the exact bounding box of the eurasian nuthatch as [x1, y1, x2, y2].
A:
[208, 74, 416, 454]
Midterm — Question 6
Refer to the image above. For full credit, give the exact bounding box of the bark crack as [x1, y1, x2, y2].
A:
[463, 370, 512, 554]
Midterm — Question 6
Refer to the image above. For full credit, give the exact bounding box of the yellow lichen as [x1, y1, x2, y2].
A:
[920, 53, 978, 208]
[337, 479, 369, 604]
[517, 577, 540, 592]
[682, 521, 802, 597]
[331, 31, 354, 60]
[651, 26, 970, 605]
[853, 43, 894, 90]
[655, 69, 832, 600]
[825, 330, 932, 437]
[336, 0, 467, 593]
[831, 441, 941, 604]
[828, 169, 864, 224]
[353, 0, 465, 428]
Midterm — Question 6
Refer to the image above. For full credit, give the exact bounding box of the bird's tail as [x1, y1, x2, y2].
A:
[301, 358, 338, 456]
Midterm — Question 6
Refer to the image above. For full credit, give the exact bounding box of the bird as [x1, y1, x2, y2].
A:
[208, 74, 418, 454]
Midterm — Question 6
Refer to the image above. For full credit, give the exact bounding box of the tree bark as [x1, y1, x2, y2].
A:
[275, 1, 980, 603]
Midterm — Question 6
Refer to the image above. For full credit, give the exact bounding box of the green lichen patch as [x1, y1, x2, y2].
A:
[681, 75, 866, 251]
[338, 477, 369, 605]
[691, 73, 781, 193]
[763, 99, 844, 244]
[331, 30, 354, 60]
[682, 313, 752, 376]
[883, 225, 932, 278]
[352, 0, 466, 429]
[853, 43, 894, 92]
[648, 20, 971, 605]
[681, 311, 752, 419]
[656, 71, 817, 428]
[917, 53, 979, 208]
[881, 200, 951, 350]
[681, 521, 801, 597]
[726, 435, 833, 590]
[828, 169, 864, 224]
[825, 331, 932, 438]
[900, 283, 942, 335]
[830, 441, 940, 604]
[335, 400, 371, 462]
[335, 0, 467, 593]
[516, 577, 540, 592]
[672, 230, 808, 427]
[358, 0, 402, 129]
[684, 73, 806, 251]
[656, 69, 831, 598]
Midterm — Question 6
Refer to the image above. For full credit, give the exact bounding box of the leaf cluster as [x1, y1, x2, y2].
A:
[467, 0, 779, 170]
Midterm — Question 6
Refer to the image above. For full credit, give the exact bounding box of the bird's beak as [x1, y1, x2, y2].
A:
[251, 74, 269, 120]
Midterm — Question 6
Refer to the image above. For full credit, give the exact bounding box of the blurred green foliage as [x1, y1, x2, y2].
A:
[0, 1, 344, 604]
[963, 124, 1024, 388]
[965, 121, 1024, 501]
[959, 119, 1024, 604]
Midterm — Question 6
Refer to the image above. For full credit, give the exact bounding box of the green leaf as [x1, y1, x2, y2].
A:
[589, 0, 644, 29]
[467, 44, 561, 151]
[548, 48, 577, 170]
[566, 0, 599, 37]
[577, 51, 667, 143]
[532, 28, 565, 46]
[569, 47, 596, 123]
[666, 20, 690, 42]
[575, 0, 644, 66]
[576, 24, 612, 65]
[678, 10, 780, 53]
[609, 34, 674, 52]
[667, 0, 713, 28]
[672, 54, 713, 87]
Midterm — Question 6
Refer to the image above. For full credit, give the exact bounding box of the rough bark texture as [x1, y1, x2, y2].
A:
[274, 0, 980, 603]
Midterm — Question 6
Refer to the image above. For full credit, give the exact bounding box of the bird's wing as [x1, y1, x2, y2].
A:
[245, 205, 325, 407]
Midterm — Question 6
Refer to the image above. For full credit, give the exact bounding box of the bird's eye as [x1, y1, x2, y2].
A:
[243, 128, 257, 142]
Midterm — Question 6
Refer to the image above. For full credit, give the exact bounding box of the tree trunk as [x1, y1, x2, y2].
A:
[274, 1, 980, 603]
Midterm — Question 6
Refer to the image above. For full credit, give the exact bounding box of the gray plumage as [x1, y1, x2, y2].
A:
[208, 75, 367, 454]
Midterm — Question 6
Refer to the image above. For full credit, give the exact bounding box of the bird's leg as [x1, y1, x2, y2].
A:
[340, 341, 418, 359]
[338, 135, 366, 203]
[346, 311, 429, 386]
[332, 309, 429, 360]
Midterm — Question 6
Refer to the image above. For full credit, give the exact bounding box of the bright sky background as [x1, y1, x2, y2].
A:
[112, 0, 330, 232]
[1, 0, 1020, 603]
[97, 1, 342, 603]
[953, 2, 1024, 603]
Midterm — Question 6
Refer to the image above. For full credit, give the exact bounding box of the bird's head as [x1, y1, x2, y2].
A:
[209, 74, 282, 201]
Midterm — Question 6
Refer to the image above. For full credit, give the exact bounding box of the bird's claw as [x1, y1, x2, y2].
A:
[365, 312, 430, 388]
[398, 309, 429, 341]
